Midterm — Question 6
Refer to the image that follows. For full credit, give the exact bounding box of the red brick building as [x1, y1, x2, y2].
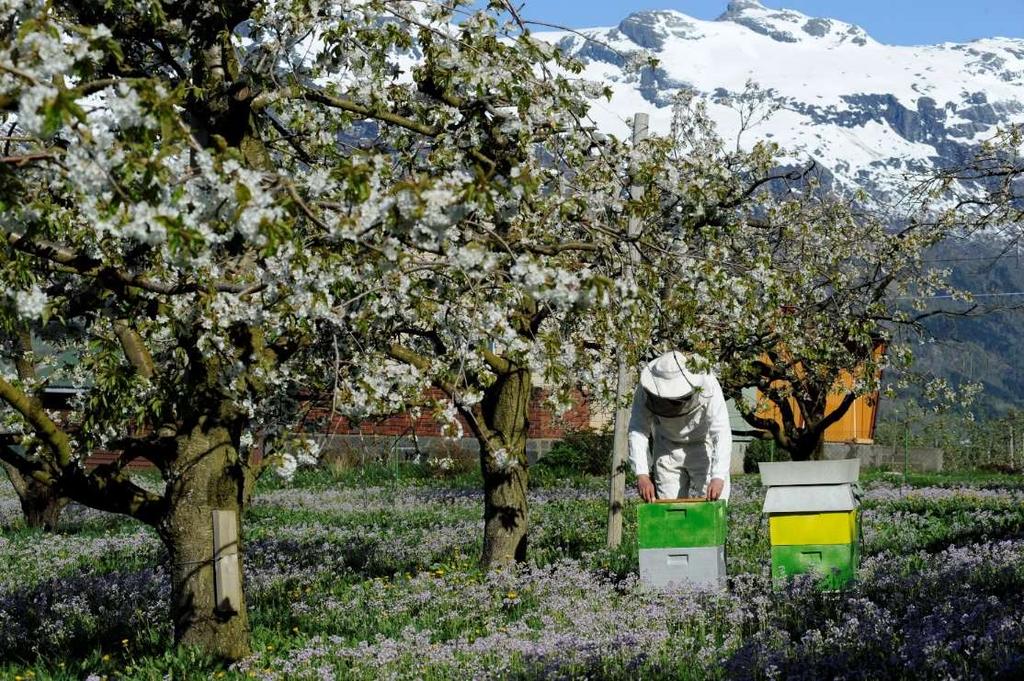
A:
[305, 387, 592, 464]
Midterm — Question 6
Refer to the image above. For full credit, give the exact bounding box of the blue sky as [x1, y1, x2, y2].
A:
[501, 1, 1024, 45]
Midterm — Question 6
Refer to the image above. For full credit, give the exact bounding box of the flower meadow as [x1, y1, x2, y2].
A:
[2, 469, 1024, 680]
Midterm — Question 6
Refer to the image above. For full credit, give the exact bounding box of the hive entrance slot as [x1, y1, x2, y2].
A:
[667, 554, 690, 566]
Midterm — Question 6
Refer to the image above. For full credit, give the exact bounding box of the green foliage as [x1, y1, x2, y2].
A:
[255, 460, 484, 492]
[876, 406, 1024, 472]
[742, 438, 790, 473]
[532, 428, 613, 479]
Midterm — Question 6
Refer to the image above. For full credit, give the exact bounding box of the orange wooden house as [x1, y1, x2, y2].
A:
[757, 345, 884, 444]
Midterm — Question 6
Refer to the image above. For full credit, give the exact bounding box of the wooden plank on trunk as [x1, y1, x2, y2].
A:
[212, 509, 242, 614]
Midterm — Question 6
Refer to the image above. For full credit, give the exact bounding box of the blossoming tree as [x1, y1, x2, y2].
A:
[0, 0, 673, 657]
[648, 95, 963, 460]
[321, 21, 673, 566]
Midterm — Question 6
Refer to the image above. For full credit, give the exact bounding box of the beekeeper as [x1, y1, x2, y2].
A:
[628, 351, 731, 502]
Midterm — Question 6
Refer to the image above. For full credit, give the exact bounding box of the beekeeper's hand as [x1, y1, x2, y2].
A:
[637, 474, 656, 503]
[706, 478, 725, 501]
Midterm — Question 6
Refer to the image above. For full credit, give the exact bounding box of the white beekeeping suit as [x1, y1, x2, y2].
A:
[628, 351, 732, 501]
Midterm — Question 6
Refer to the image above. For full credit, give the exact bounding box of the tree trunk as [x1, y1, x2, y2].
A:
[2, 462, 68, 531]
[20, 479, 68, 530]
[158, 420, 250, 661]
[810, 436, 825, 461]
[782, 433, 818, 462]
[478, 366, 532, 566]
[481, 461, 529, 565]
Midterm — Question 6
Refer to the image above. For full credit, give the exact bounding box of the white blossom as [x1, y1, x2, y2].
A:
[12, 285, 47, 320]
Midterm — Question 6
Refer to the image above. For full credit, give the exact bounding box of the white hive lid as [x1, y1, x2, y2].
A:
[762, 483, 858, 513]
[757, 459, 860, 486]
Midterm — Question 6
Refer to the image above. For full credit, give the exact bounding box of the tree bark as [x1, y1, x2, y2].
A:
[2, 461, 68, 531]
[19, 478, 68, 530]
[775, 423, 825, 462]
[477, 365, 532, 566]
[810, 436, 825, 461]
[2, 326, 70, 530]
[158, 420, 250, 661]
[784, 435, 823, 461]
[481, 460, 529, 565]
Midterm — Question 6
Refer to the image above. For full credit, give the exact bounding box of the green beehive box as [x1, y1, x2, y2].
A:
[637, 500, 727, 549]
[770, 542, 859, 589]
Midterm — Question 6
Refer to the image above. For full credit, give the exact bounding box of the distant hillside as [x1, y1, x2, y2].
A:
[883, 236, 1024, 418]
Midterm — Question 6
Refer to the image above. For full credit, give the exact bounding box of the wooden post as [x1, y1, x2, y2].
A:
[212, 509, 242, 614]
[1010, 423, 1015, 470]
[608, 113, 649, 549]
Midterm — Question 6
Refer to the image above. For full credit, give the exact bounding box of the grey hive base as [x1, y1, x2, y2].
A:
[639, 546, 726, 588]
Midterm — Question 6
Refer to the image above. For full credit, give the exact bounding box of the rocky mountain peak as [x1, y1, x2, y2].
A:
[717, 1, 872, 46]
[721, 0, 769, 14]
[533, 5, 1024, 204]
[616, 10, 703, 50]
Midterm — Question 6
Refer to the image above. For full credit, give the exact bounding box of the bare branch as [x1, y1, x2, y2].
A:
[0, 151, 62, 165]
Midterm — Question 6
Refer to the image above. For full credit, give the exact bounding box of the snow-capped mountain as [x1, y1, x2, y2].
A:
[537, 0, 1024, 199]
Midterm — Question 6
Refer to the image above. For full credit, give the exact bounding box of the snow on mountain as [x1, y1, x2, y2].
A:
[536, 0, 1024, 199]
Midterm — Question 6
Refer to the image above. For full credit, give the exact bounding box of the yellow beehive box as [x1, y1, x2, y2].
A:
[768, 510, 858, 546]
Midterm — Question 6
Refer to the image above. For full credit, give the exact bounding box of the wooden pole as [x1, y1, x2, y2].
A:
[607, 113, 649, 549]
[1009, 423, 1015, 470]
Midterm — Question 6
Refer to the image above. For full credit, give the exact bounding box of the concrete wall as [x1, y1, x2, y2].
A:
[314, 432, 561, 466]
[730, 441, 749, 475]
[315, 431, 754, 473]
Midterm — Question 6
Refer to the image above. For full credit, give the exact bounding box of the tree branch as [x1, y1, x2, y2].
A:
[732, 428, 774, 439]
[295, 88, 496, 170]
[910, 303, 983, 323]
[387, 342, 432, 374]
[0, 441, 54, 486]
[807, 390, 859, 440]
[737, 409, 790, 449]
[300, 89, 441, 137]
[724, 163, 815, 209]
[113, 320, 156, 379]
[387, 342, 496, 444]
[514, 240, 603, 256]
[0, 460, 29, 497]
[5, 232, 263, 295]
[0, 151, 62, 165]
[480, 347, 511, 374]
[65, 466, 166, 526]
[395, 327, 447, 357]
[0, 375, 73, 467]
